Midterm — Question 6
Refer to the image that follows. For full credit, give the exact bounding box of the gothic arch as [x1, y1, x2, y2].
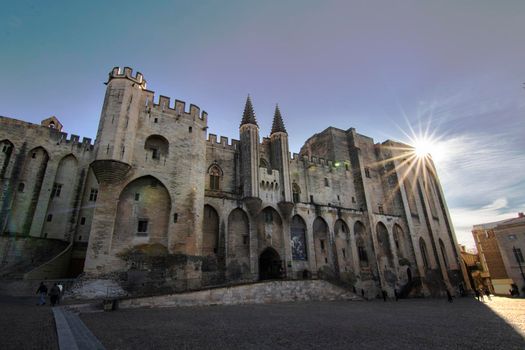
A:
[202, 205, 220, 256]
[334, 219, 351, 271]
[393, 224, 408, 260]
[208, 164, 223, 191]
[419, 237, 430, 270]
[227, 208, 250, 280]
[291, 215, 307, 261]
[354, 221, 370, 267]
[144, 135, 169, 160]
[6, 146, 49, 236]
[376, 221, 394, 267]
[313, 217, 329, 270]
[113, 176, 171, 251]
[42, 154, 79, 240]
[259, 158, 269, 169]
[439, 238, 449, 269]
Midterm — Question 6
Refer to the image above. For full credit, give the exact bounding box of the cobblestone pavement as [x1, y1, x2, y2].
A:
[483, 296, 525, 334]
[0, 296, 58, 350]
[81, 296, 525, 350]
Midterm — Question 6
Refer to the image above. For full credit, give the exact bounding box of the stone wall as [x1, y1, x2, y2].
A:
[118, 280, 361, 309]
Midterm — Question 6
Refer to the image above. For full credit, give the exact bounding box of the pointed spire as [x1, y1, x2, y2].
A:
[271, 104, 287, 134]
[240, 95, 258, 127]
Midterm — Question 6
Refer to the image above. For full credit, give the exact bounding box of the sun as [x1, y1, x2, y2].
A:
[411, 136, 446, 162]
[413, 137, 434, 158]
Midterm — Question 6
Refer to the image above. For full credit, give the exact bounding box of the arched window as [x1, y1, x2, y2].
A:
[420, 237, 429, 269]
[145, 135, 169, 161]
[292, 183, 301, 203]
[260, 158, 269, 169]
[208, 164, 222, 191]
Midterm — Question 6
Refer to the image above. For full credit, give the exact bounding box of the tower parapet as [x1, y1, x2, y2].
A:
[108, 67, 147, 89]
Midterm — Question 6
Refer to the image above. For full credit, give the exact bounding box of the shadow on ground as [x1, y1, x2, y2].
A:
[81, 297, 525, 350]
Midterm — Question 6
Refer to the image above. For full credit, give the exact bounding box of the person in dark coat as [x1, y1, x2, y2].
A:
[446, 289, 453, 303]
[474, 289, 480, 301]
[49, 283, 60, 307]
[382, 290, 387, 302]
[36, 282, 47, 306]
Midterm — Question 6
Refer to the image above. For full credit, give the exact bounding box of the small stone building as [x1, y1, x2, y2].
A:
[0, 67, 467, 297]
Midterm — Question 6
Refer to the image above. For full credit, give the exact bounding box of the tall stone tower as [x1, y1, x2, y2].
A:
[239, 96, 260, 200]
[269, 105, 292, 203]
[91, 67, 145, 182]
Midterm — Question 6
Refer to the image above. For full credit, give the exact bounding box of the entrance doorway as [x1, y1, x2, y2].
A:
[259, 247, 282, 280]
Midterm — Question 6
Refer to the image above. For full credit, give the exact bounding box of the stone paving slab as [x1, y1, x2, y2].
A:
[54, 307, 105, 350]
[81, 297, 525, 350]
[0, 296, 58, 350]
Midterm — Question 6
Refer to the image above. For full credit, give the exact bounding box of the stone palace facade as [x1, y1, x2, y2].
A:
[0, 67, 467, 297]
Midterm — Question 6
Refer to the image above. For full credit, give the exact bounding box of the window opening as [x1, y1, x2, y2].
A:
[89, 188, 98, 202]
[137, 219, 149, 236]
[51, 183, 62, 198]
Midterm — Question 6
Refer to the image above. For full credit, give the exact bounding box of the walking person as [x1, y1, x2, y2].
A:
[57, 282, 64, 305]
[382, 290, 387, 302]
[484, 288, 491, 301]
[478, 288, 485, 302]
[446, 289, 453, 303]
[36, 282, 47, 306]
[474, 289, 480, 301]
[49, 283, 60, 307]
[394, 289, 399, 301]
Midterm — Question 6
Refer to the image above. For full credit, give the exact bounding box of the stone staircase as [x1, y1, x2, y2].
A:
[117, 279, 363, 309]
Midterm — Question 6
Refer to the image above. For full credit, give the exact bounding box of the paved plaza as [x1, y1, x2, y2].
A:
[1, 295, 524, 349]
[0, 296, 58, 350]
[81, 296, 525, 350]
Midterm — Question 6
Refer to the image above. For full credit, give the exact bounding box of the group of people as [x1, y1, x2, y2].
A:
[474, 287, 491, 302]
[36, 282, 63, 306]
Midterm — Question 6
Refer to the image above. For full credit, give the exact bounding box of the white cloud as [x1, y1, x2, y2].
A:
[434, 132, 525, 207]
[426, 131, 525, 249]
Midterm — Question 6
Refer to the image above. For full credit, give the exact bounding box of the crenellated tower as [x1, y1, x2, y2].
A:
[239, 96, 260, 200]
[269, 105, 292, 203]
[91, 67, 146, 183]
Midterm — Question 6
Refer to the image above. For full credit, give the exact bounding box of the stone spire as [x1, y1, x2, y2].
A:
[240, 95, 258, 127]
[271, 104, 287, 134]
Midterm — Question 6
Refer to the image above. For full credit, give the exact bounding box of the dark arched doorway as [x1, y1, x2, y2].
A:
[259, 247, 282, 280]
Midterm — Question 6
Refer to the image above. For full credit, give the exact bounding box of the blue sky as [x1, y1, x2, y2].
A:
[1, 0, 524, 249]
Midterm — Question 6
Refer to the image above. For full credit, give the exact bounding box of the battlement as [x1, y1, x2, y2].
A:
[206, 133, 239, 150]
[145, 94, 208, 122]
[0, 116, 94, 151]
[290, 152, 350, 171]
[108, 66, 147, 89]
[50, 129, 94, 151]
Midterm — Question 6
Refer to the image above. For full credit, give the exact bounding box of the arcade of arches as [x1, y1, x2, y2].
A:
[216, 207, 421, 291]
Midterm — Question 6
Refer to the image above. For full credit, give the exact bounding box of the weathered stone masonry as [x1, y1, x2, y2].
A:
[0, 67, 468, 296]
